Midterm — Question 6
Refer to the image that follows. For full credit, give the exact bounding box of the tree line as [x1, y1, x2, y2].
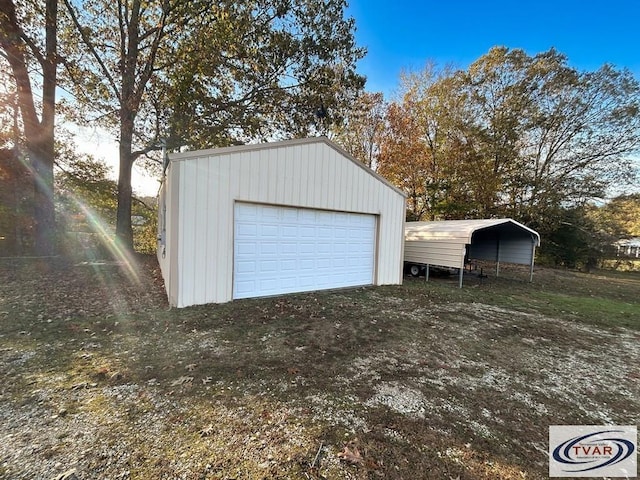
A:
[334, 47, 640, 268]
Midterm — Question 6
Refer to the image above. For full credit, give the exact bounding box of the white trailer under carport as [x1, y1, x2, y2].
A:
[404, 219, 541, 287]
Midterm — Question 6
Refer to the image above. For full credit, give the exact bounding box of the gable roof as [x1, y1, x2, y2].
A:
[405, 219, 540, 246]
[168, 137, 406, 198]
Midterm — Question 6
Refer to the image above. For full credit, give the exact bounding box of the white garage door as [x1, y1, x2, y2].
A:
[233, 203, 376, 299]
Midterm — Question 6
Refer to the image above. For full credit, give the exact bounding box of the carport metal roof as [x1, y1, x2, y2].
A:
[404, 219, 541, 246]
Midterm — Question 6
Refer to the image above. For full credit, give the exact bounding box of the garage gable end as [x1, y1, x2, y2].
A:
[159, 137, 406, 307]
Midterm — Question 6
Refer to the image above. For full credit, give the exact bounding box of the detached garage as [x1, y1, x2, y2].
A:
[157, 137, 406, 307]
[404, 219, 540, 287]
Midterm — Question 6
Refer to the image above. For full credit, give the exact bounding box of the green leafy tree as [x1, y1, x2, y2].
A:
[378, 65, 470, 220]
[60, 0, 364, 251]
[539, 206, 610, 271]
[54, 141, 156, 257]
[588, 194, 640, 239]
[460, 48, 640, 229]
[330, 91, 386, 169]
[164, 0, 364, 148]
[379, 48, 640, 228]
[0, 0, 58, 255]
[60, 0, 179, 250]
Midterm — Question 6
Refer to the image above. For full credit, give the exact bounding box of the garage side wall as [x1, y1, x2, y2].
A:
[172, 142, 405, 307]
[157, 162, 180, 306]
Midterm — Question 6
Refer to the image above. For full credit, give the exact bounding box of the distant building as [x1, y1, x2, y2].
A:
[614, 238, 640, 258]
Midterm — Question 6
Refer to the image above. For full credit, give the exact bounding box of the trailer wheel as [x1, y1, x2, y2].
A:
[409, 264, 421, 277]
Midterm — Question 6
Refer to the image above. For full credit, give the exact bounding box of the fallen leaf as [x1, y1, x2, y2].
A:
[170, 376, 194, 386]
[185, 363, 197, 372]
[337, 445, 363, 465]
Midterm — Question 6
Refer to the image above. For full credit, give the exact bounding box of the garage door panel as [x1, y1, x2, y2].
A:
[235, 279, 256, 295]
[282, 225, 298, 237]
[236, 261, 256, 274]
[279, 243, 298, 255]
[299, 258, 314, 269]
[236, 241, 258, 255]
[318, 227, 333, 238]
[260, 243, 278, 255]
[261, 206, 280, 219]
[299, 242, 315, 254]
[233, 203, 375, 299]
[261, 224, 278, 237]
[300, 226, 315, 238]
[281, 259, 297, 271]
[236, 223, 258, 237]
[282, 209, 298, 221]
[258, 260, 278, 273]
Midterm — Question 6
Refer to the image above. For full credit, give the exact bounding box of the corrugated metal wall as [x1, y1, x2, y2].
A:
[469, 228, 536, 265]
[161, 138, 406, 307]
[404, 238, 467, 269]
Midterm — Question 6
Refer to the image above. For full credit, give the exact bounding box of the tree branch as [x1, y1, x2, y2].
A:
[62, 0, 122, 102]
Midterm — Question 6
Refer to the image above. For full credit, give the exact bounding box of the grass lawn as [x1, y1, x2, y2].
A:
[1, 256, 638, 479]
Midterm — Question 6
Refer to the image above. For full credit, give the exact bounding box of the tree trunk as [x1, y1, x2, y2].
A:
[0, 0, 57, 256]
[29, 139, 56, 256]
[115, 116, 134, 250]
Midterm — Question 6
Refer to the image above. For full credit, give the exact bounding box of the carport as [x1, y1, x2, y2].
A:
[404, 219, 541, 287]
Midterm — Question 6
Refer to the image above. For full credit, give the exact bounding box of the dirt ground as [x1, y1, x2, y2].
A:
[0, 256, 638, 479]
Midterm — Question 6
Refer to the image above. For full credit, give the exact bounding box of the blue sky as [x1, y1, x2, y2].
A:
[346, 0, 640, 97]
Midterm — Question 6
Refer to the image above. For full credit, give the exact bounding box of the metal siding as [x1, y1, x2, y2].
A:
[468, 227, 535, 265]
[333, 148, 344, 207]
[291, 145, 301, 204]
[179, 160, 198, 307]
[283, 146, 293, 205]
[326, 148, 336, 210]
[247, 150, 259, 200]
[165, 140, 405, 306]
[320, 146, 330, 209]
[238, 152, 251, 201]
[193, 158, 209, 304]
[404, 239, 467, 269]
[205, 156, 219, 301]
[314, 143, 325, 208]
[217, 155, 233, 303]
[257, 150, 269, 202]
[167, 163, 181, 306]
[268, 148, 278, 203]
[498, 238, 535, 264]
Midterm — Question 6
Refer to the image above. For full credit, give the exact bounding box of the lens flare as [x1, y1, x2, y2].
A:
[63, 192, 141, 286]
